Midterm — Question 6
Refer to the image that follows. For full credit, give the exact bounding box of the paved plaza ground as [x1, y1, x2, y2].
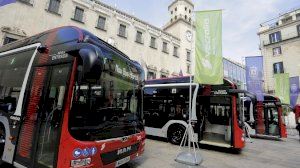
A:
[1, 130, 299, 168]
[124, 132, 300, 168]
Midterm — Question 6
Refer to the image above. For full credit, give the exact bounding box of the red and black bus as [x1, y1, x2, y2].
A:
[143, 76, 245, 150]
[243, 94, 287, 140]
[0, 26, 145, 168]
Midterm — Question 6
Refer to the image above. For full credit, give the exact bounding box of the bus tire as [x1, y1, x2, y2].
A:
[167, 124, 186, 145]
[0, 124, 5, 164]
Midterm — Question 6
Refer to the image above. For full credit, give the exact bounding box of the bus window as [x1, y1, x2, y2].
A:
[143, 87, 189, 128]
[69, 67, 144, 141]
[143, 88, 171, 128]
[0, 49, 34, 113]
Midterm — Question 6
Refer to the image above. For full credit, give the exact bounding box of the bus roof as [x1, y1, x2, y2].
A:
[0, 26, 84, 53]
[146, 76, 235, 87]
[0, 26, 142, 72]
[263, 94, 281, 102]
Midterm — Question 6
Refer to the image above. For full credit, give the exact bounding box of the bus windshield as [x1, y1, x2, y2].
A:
[69, 61, 143, 141]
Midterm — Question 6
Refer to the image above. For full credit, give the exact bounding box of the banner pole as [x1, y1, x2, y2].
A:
[175, 11, 202, 166]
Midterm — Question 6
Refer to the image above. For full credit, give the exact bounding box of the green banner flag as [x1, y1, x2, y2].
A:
[195, 10, 223, 84]
[274, 73, 290, 104]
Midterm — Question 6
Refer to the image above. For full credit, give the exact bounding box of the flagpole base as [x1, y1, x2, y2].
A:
[175, 123, 203, 166]
[175, 152, 203, 166]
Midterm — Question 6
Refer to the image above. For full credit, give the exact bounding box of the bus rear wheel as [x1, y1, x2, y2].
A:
[167, 125, 186, 145]
[0, 124, 5, 164]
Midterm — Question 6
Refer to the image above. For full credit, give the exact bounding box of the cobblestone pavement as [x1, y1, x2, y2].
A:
[123, 135, 300, 168]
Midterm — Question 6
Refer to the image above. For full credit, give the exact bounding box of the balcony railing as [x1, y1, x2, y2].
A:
[259, 7, 300, 31]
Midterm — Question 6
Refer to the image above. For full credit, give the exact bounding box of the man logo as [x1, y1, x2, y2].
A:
[121, 136, 129, 142]
[117, 146, 132, 155]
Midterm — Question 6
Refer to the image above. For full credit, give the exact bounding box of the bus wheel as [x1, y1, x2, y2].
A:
[168, 125, 186, 145]
[0, 124, 5, 163]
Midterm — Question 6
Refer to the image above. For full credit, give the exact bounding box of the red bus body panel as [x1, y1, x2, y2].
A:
[256, 102, 265, 134]
[232, 95, 245, 149]
[256, 96, 287, 139]
[294, 105, 300, 123]
[227, 80, 245, 149]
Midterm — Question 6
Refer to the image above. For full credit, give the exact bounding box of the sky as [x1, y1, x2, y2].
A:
[99, 0, 300, 63]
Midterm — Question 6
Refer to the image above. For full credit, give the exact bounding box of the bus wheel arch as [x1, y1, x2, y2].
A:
[167, 124, 186, 145]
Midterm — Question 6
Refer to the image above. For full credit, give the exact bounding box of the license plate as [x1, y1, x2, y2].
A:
[116, 156, 130, 167]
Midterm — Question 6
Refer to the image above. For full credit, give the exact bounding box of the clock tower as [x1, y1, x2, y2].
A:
[163, 0, 195, 75]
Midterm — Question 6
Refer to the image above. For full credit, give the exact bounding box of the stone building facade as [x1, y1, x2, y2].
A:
[0, 0, 195, 79]
[0, 0, 245, 84]
[258, 8, 300, 93]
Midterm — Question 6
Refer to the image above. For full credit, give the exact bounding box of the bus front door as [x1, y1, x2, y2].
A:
[15, 64, 71, 168]
[264, 106, 280, 137]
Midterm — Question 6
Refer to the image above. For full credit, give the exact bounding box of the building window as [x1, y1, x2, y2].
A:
[185, 15, 187, 20]
[175, 7, 177, 11]
[175, 15, 177, 20]
[73, 7, 84, 23]
[162, 42, 168, 53]
[187, 50, 191, 61]
[187, 64, 191, 74]
[135, 31, 143, 44]
[272, 47, 282, 56]
[150, 37, 156, 49]
[297, 25, 300, 36]
[118, 24, 127, 38]
[282, 16, 292, 24]
[171, 18, 173, 22]
[48, 0, 60, 14]
[189, 9, 191, 13]
[147, 71, 156, 80]
[96, 16, 106, 30]
[269, 31, 281, 44]
[171, 11, 173, 14]
[173, 46, 178, 57]
[3, 37, 17, 45]
[273, 62, 284, 74]
[185, 7, 187, 11]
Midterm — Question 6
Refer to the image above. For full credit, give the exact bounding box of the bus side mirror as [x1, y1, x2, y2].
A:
[79, 48, 103, 83]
